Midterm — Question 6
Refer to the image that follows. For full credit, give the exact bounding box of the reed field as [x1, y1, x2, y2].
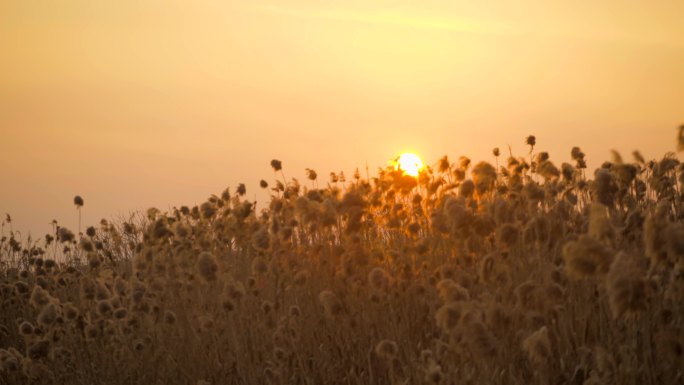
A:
[2, 132, 684, 385]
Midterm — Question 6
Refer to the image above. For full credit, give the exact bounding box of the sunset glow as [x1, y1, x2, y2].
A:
[395, 153, 423, 177]
[0, 0, 681, 235]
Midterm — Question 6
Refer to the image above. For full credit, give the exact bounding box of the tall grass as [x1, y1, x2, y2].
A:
[1, 134, 683, 385]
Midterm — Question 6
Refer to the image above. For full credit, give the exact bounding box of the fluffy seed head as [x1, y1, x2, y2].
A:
[198, 316, 214, 331]
[293, 270, 309, 286]
[462, 317, 498, 358]
[435, 302, 462, 333]
[459, 180, 475, 199]
[57, 227, 75, 243]
[0, 349, 19, 371]
[644, 205, 668, 265]
[289, 305, 301, 318]
[319, 290, 343, 318]
[19, 321, 34, 337]
[236, 183, 246, 196]
[522, 326, 552, 366]
[14, 281, 29, 295]
[113, 277, 129, 297]
[95, 281, 112, 301]
[472, 162, 497, 196]
[425, 361, 443, 384]
[251, 227, 271, 252]
[96, 300, 113, 317]
[436, 279, 470, 303]
[606, 252, 648, 318]
[665, 224, 684, 262]
[261, 300, 273, 314]
[30, 286, 52, 308]
[84, 324, 99, 340]
[251, 257, 268, 276]
[562, 235, 613, 279]
[37, 303, 58, 327]
[497, 223, 519, 248]
[27, 340, 50, 360]
[80, 278, 96, 300]
[588, 203, 615, 242]
[113, 308, 127, 320]
[593, 169, 617, 206]
[375, 339, 398, 360]
[164, 311, 177, 325]
[63, 303, 79, 321]
[368, 267, 390, 291]
[197, 252, 218, 282]
[571, 147, 585, 161]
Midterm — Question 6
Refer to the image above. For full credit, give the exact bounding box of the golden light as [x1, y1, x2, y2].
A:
[395, 153, 424, 177]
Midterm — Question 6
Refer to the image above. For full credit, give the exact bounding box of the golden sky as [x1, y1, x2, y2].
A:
[1, 1, 683, 235]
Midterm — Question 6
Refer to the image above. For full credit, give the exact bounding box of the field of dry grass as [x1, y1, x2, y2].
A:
[2, 133, 684, 385]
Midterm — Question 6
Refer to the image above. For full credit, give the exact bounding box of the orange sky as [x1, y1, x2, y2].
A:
[1, 1, 683, 236]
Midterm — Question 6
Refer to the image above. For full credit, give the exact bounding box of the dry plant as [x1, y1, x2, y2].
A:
[1, 129, 684, 385]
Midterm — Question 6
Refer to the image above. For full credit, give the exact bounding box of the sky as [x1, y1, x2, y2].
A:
[1, 0, 683, 237]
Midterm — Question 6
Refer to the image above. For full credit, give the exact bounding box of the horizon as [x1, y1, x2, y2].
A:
[2, 136, 681, 239]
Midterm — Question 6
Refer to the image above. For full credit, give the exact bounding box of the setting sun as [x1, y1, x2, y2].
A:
[395, 153, 424, 177]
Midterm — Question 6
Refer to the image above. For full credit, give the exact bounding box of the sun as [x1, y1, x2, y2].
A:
[395, 153, 424, 177]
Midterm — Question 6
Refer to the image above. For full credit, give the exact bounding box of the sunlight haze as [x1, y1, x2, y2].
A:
[1, 0, 683, 236]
